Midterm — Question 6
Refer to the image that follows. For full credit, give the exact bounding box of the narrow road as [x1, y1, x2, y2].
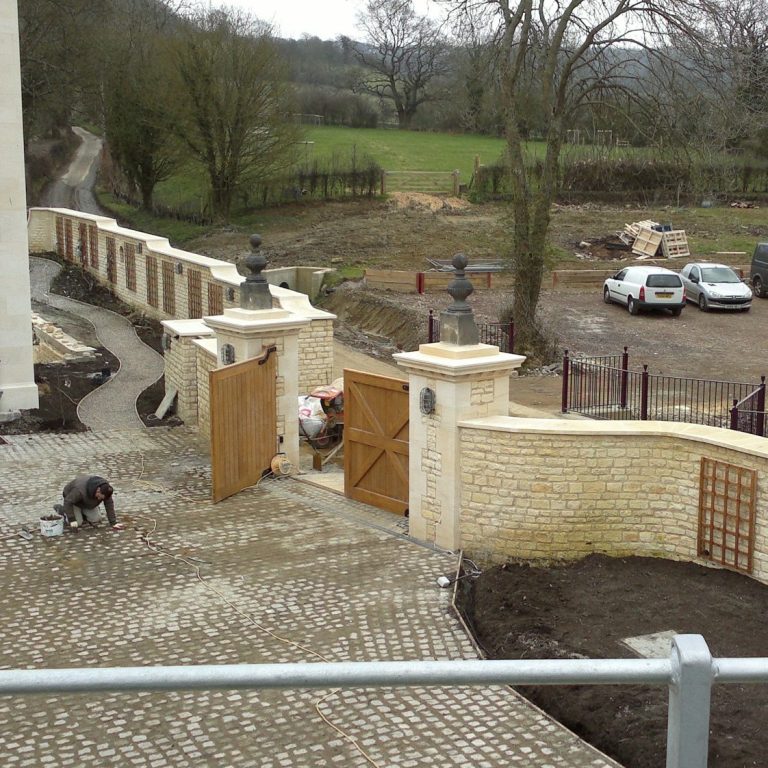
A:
[39, 126, 109, 215]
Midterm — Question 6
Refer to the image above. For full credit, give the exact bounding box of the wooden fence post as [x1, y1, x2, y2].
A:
[380, 171, 387, 195]
[452, 170, 460, 196]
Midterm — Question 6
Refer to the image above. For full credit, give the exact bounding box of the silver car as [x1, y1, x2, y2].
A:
[680, 263, 752, 312]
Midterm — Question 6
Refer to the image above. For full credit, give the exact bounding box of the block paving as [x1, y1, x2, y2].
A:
[0, 427, 620, 766]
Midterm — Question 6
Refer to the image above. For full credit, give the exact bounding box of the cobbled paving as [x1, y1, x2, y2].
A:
[0, 428, 618, 766]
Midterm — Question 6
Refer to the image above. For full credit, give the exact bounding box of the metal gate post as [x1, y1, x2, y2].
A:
[641, 365, 649, 420]
[561, 350, 570, 413]
[666, 634, 712, 768]
[757, 376, 766, 437]
[620, 346, 629, 409]
[730, 398, 739, 431]
[428, 310, 436, 343]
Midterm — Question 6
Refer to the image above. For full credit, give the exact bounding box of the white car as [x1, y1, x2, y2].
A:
[603, 265, 686, 316]
[680, 262, 752, 311]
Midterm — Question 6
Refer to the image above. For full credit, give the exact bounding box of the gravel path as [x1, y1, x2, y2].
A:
[30, 256, 164, 430]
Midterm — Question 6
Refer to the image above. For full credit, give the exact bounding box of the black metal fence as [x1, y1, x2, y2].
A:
[562, 347, 767, 436]
[427, 310, 515, 353]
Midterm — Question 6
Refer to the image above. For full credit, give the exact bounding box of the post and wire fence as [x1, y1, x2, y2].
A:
[562, 347, 766, 435]
[0, 635, 766, 768]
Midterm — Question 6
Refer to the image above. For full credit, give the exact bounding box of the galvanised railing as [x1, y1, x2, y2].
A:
[562, 347, 765, 434]
[428, 310, 515, 353]
[0, 635, 765, 768]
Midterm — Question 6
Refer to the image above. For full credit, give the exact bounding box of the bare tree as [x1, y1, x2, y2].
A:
[448, 0, 701, 356]
[345, 0, 449, 128]
[171, 8, 300, 220]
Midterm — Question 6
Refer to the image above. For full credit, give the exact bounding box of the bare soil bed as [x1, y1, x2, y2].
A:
[459, 554, 768, 768]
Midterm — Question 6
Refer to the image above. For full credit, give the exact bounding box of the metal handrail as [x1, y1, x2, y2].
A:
[0, 635, 765, 768]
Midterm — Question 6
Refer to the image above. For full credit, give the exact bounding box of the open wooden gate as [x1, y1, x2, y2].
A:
[344, 369, 409, 514]
[210, 346, 277, 503]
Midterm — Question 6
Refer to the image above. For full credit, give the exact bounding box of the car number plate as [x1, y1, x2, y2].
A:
[655, 292, 673, 298]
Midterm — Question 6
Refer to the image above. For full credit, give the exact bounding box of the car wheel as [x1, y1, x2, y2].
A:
[603, 287, 612, 304]
[627, 296, 639, 315]
[698, 293, 709, 311]
[671, 307, 682, 317]
[754, 276, 765, 298]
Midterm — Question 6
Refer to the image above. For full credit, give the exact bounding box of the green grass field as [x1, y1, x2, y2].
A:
[153, 127, 509, 208]
[299, 126, 508, 178]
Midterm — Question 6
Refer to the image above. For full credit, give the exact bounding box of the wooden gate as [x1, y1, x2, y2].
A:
[210, 346, 277, 503]
[344, 369, 409, 514]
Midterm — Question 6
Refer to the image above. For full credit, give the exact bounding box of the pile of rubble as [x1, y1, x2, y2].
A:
[618, 220, 690, 260]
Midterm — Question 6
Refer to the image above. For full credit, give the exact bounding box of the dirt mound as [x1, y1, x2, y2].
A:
[387, 192, 471, 214]
[319, 281, 433, 354]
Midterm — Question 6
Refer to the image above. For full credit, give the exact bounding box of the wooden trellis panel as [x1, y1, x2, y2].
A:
[208, 283, 223, 315]
[125, 243, 137, 292]
[698, 457, 756, 574]
[188, 269, 203, 318]
[162, 261, 176, 315]
[106, 237, 117, 283]
[146, 257, 159, 307]
[88, 225, 99, 268]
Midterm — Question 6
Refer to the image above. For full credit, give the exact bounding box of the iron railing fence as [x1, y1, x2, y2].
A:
[731, 384, 767, 436]
[0, 635, 766, 768]
[562, 348, 766, 435]
[428, 310, 515, 353]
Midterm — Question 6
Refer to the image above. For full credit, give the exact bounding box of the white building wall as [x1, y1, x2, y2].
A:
[0, 4, 38, 415]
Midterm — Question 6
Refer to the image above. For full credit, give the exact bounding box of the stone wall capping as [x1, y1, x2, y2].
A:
[460, 416, 768, 460]
[192, 338, 217, 356]
[161, 319, 215, 338]
[395, 344, 525, 377]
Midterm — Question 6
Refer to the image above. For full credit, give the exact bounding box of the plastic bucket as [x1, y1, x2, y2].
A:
[40, 514, 64, 537]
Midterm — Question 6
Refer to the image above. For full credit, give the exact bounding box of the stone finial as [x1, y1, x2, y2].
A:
[240, 234, 272, 310]
[439, 253, 479, 345]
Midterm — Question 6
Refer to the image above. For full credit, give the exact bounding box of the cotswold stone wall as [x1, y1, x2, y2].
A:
[458, 418, 768, 582]
[28, 208, 335, 392]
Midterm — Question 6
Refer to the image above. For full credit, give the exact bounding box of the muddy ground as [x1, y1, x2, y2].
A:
[458, 555, 768, 768]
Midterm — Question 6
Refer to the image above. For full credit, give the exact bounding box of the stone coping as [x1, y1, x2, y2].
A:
[460, 416, 768, 459]
[192, 337, 217, 357]
[31, 312, 95, 360]
[395, 343, 526, 377]
[161, 319, 215, 338]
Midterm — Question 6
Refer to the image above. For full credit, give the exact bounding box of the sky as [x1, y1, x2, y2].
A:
[216, 0, 443, 41]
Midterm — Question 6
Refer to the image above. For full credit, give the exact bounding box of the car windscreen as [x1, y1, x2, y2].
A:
[646, 274, 682, 288]
[700, 267, 740, 283]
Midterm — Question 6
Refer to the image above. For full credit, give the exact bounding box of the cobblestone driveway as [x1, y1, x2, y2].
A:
[0, 428, 617, 767]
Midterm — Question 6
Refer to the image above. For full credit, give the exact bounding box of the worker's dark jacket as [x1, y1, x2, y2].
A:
[62, 475, 116, 526]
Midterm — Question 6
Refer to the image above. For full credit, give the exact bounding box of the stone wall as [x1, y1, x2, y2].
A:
[27, 208, 335, 392]
[458, 418, 768, 581]
[194, 340, 218, 439]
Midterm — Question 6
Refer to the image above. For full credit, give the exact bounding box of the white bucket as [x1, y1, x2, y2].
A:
[40, 515, 64, 537]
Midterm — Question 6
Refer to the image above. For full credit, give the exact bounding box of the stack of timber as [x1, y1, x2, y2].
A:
[619, 220, 690, 260]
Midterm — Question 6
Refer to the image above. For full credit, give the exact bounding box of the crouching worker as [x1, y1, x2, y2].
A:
[54, 475, 125, 530]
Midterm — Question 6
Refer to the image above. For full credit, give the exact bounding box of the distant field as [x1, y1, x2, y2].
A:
[300, 126, 508, 178]
[153, 127, 510, 208]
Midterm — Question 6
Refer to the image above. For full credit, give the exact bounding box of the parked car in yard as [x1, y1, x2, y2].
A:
[680, 262, 752, 311]
[750, 243, 768, 298]
[603, 265, 686, 316]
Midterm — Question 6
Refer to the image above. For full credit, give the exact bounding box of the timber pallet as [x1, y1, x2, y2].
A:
[660, 230, 690, 259]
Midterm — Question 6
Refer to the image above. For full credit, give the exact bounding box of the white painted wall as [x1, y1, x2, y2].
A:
[0, 3, 37, 416]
